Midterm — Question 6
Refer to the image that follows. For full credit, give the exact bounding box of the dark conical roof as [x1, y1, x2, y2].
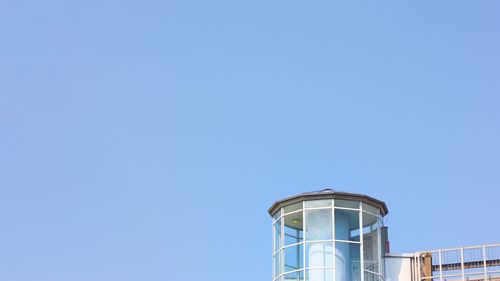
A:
[268, 188, 388, 216]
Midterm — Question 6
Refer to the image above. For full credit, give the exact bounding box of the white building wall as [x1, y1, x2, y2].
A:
[385, 255, 413, 281]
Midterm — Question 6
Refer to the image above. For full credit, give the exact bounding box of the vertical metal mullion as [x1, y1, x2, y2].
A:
[377, 209, 382, 276]
[281, 207, 285, 280]
[360, 202, 365, 281]
[271, 218, 279, 280]
[296, 228, 300, 281]
[303, 201, 306, 281]
[332, 199, 336, 281]
[460, 247, 465, 281]
[439, 250, 443, 281]
[483, 245, 488, 281]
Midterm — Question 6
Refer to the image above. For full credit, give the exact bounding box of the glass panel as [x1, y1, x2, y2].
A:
[305, 200, 332, 209]
[335, 209, 360, 241]
[334, 199, 360, 209]
[284, 270, 305, 281]
[284, 211, 304, 246]
[275, 218, 282, 252]
[441, 249, 461, 277]
[486, 245, 500, 261]
[273, 252, 280, 278]
[440, 276, 462, 281]
[336, 242, 361, 281]
[362, 203, 379, 215]
[350, 228, 360, 242]
[488, 272, 500, 281]
[464, 273, 485, 280]
[487, 265, 500, 274]
[274, 250, 282, 278]
[305, 209, 333, 241]
[284, 202, 303, 214]
[364, 271, 382, 281]
[306, 268, 333, 281]
[463, 248, 483, 274]
[274, 209, 282, 222]
[486, 246, 500, 275]
[306, 242, 333, 269]
[362, 212, 380, 273]
[285, 244, 304, 272]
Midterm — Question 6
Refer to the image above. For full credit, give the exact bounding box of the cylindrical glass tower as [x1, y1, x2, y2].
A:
[269, 189, 388, 281]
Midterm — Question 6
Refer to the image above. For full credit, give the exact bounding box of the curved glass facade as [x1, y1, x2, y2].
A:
[272, 199, 384, 281]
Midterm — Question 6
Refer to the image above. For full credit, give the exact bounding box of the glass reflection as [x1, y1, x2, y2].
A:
[305, 209, 332, 241]
[285, 245, 304, 272]
[273, 199, 384, 281]
[336, 242, 361, 281]
[306, 242, 333, 268]
[274, 251, 280, 278]
[362, 212, 380, 273]
[334, 209, 360, 242]
[306, 268, 333, 281]
[305, 199, 332, 208]
[275, 218, 282, 252]
[284, 211, 303, 246]
[365, 271, 382, 281]
[284, 202, 303, 214]
[285, 270, 305, 281]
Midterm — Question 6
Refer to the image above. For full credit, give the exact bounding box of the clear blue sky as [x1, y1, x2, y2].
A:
[1, 0, 499, 280]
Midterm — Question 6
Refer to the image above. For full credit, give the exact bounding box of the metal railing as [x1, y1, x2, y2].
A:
[415, 244, 500, 281]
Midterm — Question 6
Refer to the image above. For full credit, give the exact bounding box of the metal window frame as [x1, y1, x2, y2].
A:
[360, 202, 365, 281]
[273, 199, 386, 281]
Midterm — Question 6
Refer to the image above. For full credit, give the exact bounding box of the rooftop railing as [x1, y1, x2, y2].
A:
[416, 244, 500, 281]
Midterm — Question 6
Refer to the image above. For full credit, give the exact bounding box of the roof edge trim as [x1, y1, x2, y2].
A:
[268, 189, 389, 217]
